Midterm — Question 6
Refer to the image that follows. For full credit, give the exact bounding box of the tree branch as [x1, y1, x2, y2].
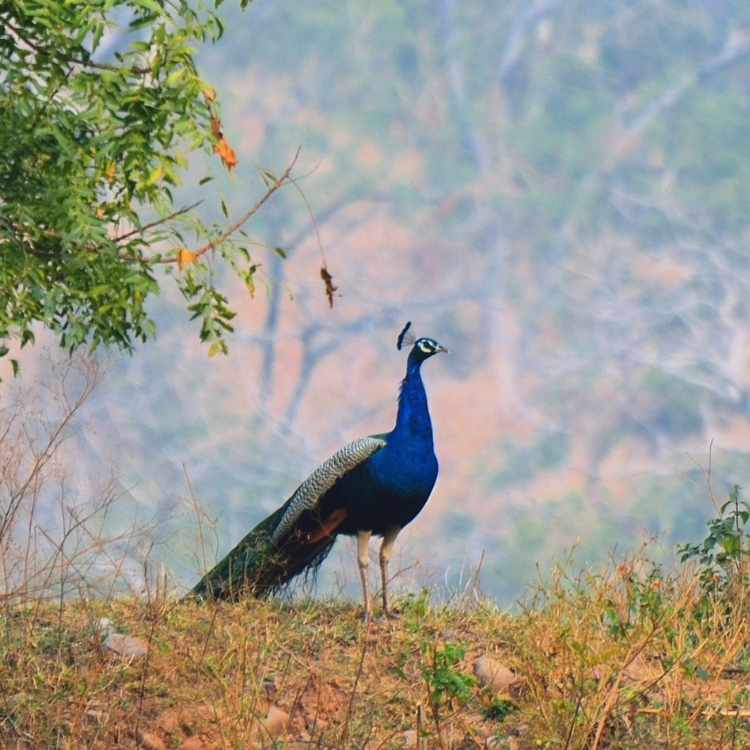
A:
[4, 19, 150, 76]
[188, 147, 302, 262]
[114, 201, 203, 244]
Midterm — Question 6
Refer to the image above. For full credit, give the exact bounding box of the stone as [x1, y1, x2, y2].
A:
[98, 618, 148, 659]
[474, 656, 517, 693]
[258, 705, 289, 739]
[104, 631, 149, 659]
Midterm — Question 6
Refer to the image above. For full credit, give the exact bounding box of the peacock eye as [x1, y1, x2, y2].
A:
[418, 340, 433, 353]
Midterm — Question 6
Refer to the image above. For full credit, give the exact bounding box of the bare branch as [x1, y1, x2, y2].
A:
[157, 147, 302, 265]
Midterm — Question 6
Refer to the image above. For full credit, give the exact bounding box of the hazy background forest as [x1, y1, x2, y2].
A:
[10, 0, 750, 603]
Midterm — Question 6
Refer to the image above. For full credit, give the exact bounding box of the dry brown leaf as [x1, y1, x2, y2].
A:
[96, 206, 106, 219]
[210, 116, 222, 139]
[177, 248, 197, 270]
[320, 263, 338, 308]
[214, 136, 238, 170]
[202, 86, 217, 103]
[105, 162, 116, 182]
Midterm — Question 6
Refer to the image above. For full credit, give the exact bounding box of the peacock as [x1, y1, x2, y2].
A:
[190, 322, 446, 618]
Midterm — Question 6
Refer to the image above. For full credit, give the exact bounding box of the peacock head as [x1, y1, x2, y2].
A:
[397, 322, 448, 363]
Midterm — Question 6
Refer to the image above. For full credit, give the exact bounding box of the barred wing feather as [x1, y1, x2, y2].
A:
[271, 436, 386, 543]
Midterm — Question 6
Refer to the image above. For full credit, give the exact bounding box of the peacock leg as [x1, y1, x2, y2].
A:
[357, 530, 372, 621]
[379, 527, 400, 618]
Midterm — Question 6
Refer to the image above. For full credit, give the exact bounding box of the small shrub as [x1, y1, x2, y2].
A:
[421, 641, 475, 705]
[678, 484, 750, 600]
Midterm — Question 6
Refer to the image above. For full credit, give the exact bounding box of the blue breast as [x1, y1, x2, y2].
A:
[340, 354, 439, 534]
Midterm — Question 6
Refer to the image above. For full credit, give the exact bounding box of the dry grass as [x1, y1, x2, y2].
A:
[1, 553, 750, 750]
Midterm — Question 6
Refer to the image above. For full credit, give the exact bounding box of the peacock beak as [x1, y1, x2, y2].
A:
[436, 344, 449, 354]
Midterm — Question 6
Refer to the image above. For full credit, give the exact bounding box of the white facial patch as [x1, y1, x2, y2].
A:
[418, 339, 436, 353]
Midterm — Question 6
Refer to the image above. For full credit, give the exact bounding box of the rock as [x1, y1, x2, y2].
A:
[138, 732, 166, 750]
[98, 618, 148, 659]
[258, 705, 289, 739]
[474, 656, 517, 693]
[104, 631, 149, 659]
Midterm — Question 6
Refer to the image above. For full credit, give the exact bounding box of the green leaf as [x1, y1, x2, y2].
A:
[273, 246, 287, 259]
[133, 0, 165, 16]
[129, 13, 159, 29]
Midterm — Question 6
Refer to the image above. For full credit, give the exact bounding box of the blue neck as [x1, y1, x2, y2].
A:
[393, 357, 433, 444]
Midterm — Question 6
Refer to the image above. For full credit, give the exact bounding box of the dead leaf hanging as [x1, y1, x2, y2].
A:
[210, 116, 238, 170]
[214, 136, 238, 170]
[320, 263, 338, 308]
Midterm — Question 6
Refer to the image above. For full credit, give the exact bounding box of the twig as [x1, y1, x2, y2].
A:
[5, 19, 150, 75]
[563, 692, 583, 750]
[589, 622, 666, 750]
[198, 604, 220, 664]
[339, 617, 370, 747]
[706, 438, 720, 512]
[114, 201, 203, 244]
[134, 616, 160, 746]
[168, 147, 302, 264]
[288, 173, 327, 264]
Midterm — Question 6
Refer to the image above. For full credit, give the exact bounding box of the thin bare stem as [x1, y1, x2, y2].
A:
[114, 201, 203, 244]
[159, 147, 302, 265]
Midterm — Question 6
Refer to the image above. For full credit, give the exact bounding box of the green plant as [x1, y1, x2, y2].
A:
[602, 564, 668, 639]
[402, 588, 431, 634]
[678, 484, 750, 597]
[421, 641, 475, 706]
[0, 0, 293, 374]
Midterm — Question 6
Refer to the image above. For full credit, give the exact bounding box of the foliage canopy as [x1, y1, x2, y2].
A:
[0, 0, 286, 376]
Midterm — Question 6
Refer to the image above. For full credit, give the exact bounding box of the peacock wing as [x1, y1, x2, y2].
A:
[271, 435, 386, 543]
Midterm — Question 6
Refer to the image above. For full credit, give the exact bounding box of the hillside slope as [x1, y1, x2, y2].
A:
[2, 555, 749, 749]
